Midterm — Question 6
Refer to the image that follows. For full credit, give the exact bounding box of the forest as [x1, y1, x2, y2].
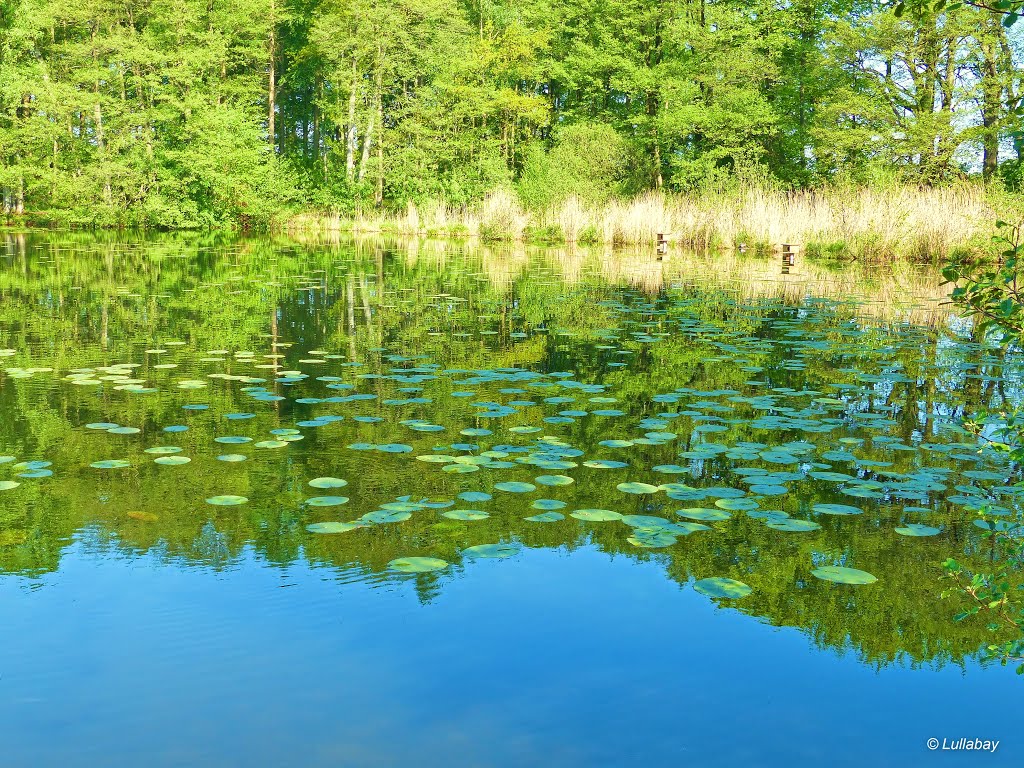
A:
[0, 0, 1021, 229]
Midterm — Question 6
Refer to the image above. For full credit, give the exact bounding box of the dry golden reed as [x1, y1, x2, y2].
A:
[287, 184, 993, 260]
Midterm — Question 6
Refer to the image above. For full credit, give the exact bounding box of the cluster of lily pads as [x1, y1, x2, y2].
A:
[2, 286, 1022, 605]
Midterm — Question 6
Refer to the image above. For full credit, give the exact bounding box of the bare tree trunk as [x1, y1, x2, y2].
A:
[376, 93, 384, 205]
[92, 23, 111, 204]
[268, 0, 277, 150]
[358, 64, 380, 184]
[313, 78, 322, 172]
[345, 57, 358, 181]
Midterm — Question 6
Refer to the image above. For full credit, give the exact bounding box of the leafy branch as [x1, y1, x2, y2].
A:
[893, 0, 1024, 28]
[941, 220, 1024, 672]
[942, 523, 1024, 673]
[942, 221, 1024, 339]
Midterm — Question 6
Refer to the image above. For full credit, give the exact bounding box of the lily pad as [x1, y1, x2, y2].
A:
[463, 543, 519, 558]
[584, 460, 628, 469]
[306, 521, 365, 534]
[766, 519, 821, 532]
[535, 474, 574, 486]
[676, 508, 732, 521]
[531, 499, 566, 510]
[306, 496, 350, 507]
[694, 577, 752, 599]
[91, 459, 130, 469]
[617, 482, 659, 495]
[571, 509, 623, 522]
[309, 477, 348, 489]
[813, 503, 863, 516]
[811, 566, 877, 585]
[206, 495, 248, 506]
[525, 511, 564, 522]
[494, 481, 536, 493]
[389, 556, 448, 573]
[628, 531, 678, 548]
[154, 456, 191, 466]
[442, 509, 490, 521]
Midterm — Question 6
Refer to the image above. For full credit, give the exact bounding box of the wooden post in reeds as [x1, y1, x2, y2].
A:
[776, 242, 800, 273]
[656, 231, 673, 258]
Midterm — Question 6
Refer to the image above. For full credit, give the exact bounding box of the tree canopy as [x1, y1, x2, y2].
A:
[0, 0, 1021, 228]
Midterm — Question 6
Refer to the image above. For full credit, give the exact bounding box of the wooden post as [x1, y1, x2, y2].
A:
[777, 243, 799, 273]
[656, 232, 668, 255]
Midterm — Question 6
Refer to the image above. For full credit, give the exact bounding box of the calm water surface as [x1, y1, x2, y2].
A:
[0, 233, 1021, 767]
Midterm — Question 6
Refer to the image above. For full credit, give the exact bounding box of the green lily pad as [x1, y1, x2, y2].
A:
[442, 509, 490, 521]
[306, 496, 350, 507]
[628, 531, 678, 548]
[694, 577, 752, 599]
[766, 519, 821, 532]
[494, 481, 536, 493]
[306, 521, 365, 534]
[206, 495, 248, 506]
[389, 556, 448, 573]
[0, 480, 20, 491]
[584, 460, 628, 469]
[525, 511, 564, 522]
[895, 523, 941, 537]
[617, 482, 659, 494]
[748, 484, 788, 496]
[676, 508, 731, 521]
[531, 499, 566, 510]
[463, 543, 519, 558]
[309, 477, 348, 489]
[811, 566, 877, 585]
[715, 498, 759, 511]
[254, 440, 288, 449]
[813, 503, 863, 516]
[91, 459, 130, 469]
[154, 456, 191, 465]
[535, 474, 574, 486]
[571, 509, 623, 521]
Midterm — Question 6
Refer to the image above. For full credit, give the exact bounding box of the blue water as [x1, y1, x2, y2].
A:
[1, 538, 1017, 767]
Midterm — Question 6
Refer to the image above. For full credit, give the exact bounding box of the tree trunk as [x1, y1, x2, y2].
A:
[376, 89, 384, 205]
[92, 23, 111, 203]
[268, 0, 277, 150]
[346, 56, 359, 181]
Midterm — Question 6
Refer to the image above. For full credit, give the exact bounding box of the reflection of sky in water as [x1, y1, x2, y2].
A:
[0, 234, 1023, 766]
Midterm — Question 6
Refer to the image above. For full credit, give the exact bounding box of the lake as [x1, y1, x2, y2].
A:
[0, 232, 1020, 767]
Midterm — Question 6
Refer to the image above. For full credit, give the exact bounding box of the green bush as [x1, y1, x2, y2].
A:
[517, 123, 628, 210]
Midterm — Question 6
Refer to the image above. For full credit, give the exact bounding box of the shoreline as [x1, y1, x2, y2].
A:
[4, 183, 1019, 263]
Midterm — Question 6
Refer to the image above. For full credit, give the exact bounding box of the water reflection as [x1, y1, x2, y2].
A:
[0, 231, 1019, 676]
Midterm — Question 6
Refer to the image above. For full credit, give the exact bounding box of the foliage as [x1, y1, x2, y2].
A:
[0, 0, 1021, 228]
[517, 123, 628, 209]
[942, 523, 1024, 673]
[943, 222, 1024, 336]
[942, 220, 1024, 670]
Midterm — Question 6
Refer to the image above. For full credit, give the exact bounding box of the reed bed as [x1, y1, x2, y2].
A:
[286, 185, 995, 261]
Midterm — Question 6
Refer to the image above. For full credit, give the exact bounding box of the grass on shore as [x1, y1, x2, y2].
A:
[286, 185, 1009, 261]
